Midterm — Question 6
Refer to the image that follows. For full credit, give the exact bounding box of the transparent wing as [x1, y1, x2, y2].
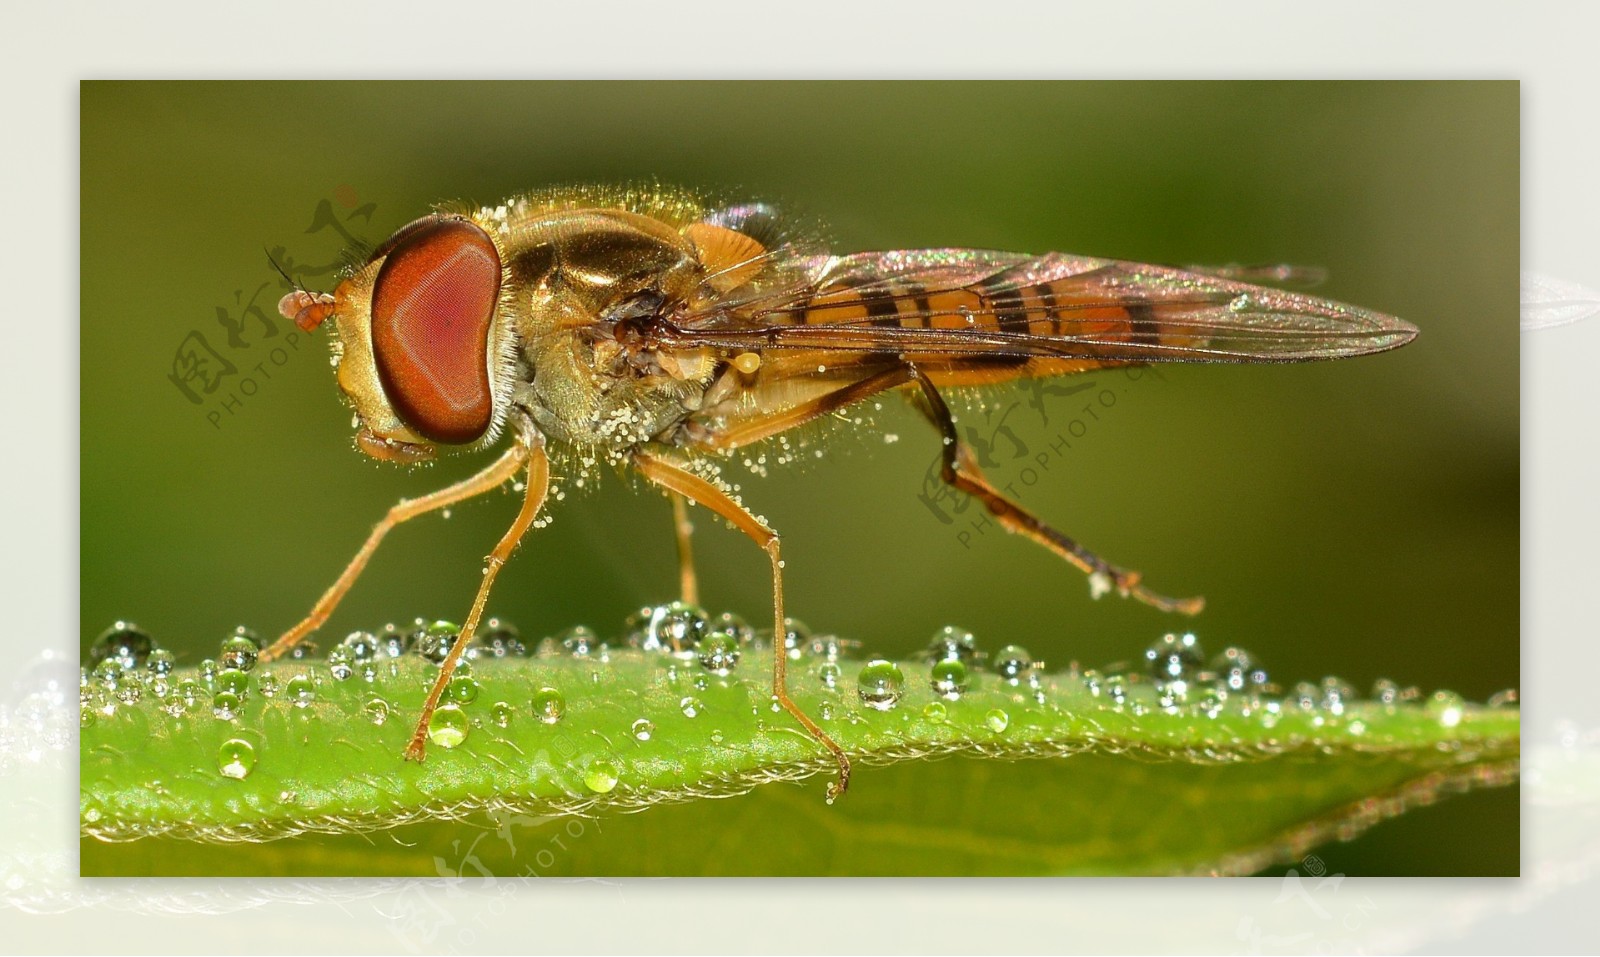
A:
[670, 249, 1417, 364]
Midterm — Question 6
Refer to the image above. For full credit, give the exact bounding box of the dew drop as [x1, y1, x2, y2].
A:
[447, 674, 481, 704]
[782, 618, 812, 660]
[710, 612, 755, 648]
[114, 681, 142, 706]
[926, 626, 979, 665]
[584, 759, 619, 793]
[857, 660, 905, 711]
[219, 629, 261, 672]
[418, 621, 465, 664]
[631, 717, 654, 741]
[930, 659, 969, 700]
[365, 696, 390, 725]
[286, 674, 316, 708]
[559, 625, 599, 658]
[1486, 689, 1518, 709]
[991, 645, 1033, 683]
[985, 708, 1010, 733]
[473, 618, 527, 659]
[644, 602, 710, 655]
[532, 687, 566, 724]
[166, 680, 204, 717]
[1320, 676, 1355, 716]
[1210, 647, 1268, 694]
[80, 704, 96, 728]
[326, 648, 354, 681]
[490, 700, 514, 728]
[1191, 686, 1226, 719]
[376, 624, 412, 659]
[427, 703, 470, 748]
[217, 738, 256, 779]
[147, 648, 175, 677]
[90, 658, 123, 690]
[198, 659, 219, 683]
[696, 633, 741, 676]
[286, 639, 319, 661]
[257, 671, 279, 698]
[87, 622, 154, 671]
[1427, 690, 1464, 728]
[679, 695, 703, 718]
[1371, 678, 1400, 707]
[215, 668, 249, 698]
[1145, 632, 1203, 698]
[922, 701, 948, 723]
[817, 661, 842, 689]
[1289, 681, 1320, 712]
[212, 690, 242, 720]
[340, 630, 381, 663]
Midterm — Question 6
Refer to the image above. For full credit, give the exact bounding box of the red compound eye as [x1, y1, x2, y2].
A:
[370, 218, 501, 444]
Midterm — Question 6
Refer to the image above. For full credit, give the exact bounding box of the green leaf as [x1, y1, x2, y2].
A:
[80, 630, 1518, 876]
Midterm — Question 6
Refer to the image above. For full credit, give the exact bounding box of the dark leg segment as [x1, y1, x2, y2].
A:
[908, 366, 1203, 615]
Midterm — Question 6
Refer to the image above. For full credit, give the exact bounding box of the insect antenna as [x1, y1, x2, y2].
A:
[264, 246, 317, 297]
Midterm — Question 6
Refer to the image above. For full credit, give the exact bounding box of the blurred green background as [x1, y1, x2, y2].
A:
[80, 81, 1518, 875]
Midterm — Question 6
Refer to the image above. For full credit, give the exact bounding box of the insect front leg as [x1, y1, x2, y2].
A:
[633, 451, 852, 802]
[907, 368, 1204, 616]
[259, 442, 532, 663]
[405, 441, 551, 762]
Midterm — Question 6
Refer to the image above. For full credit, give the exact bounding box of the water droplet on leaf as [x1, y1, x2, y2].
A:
[427, 704, 470, 748]
[217, 738, 256, 779]
[532, 687, 566, 724]
[857, 660, 905, 711]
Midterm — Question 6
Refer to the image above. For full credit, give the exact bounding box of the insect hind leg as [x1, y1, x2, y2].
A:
[907, 367, 1203, 616]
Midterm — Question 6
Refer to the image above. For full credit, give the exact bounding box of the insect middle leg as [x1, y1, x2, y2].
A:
[405, 441, 551, 761]
[633, 451, 852, 802]
[670, 491, 699, 606]
[259, 442, 532, 664]
[907, 368, 1204, 616]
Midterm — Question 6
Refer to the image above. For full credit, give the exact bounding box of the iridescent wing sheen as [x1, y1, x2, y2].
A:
[668, 249, 1417, 364]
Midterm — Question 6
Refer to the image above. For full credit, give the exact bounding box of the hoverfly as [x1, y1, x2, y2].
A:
[264, 184, 1417, 801]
